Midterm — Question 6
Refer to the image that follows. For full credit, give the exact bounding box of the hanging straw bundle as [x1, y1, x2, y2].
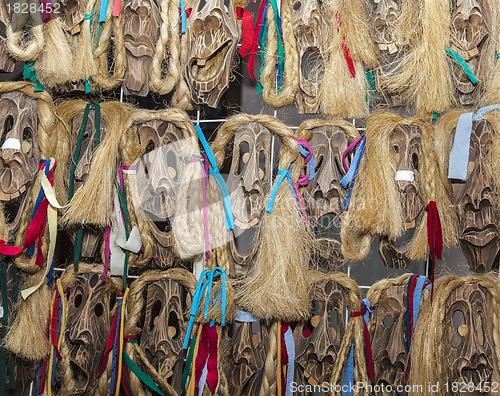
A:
[341, 111, 456, 262]
[319, 0, 378, 119]
[210, 113, 314, 321]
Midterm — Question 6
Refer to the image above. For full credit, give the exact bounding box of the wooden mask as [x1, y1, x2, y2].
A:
[184, 0, 240, 107]
[290, 0, 329, 114]
[444, 283, 493, 388]
[65, 105, 107, 260]
[122, 0, 160, 96]
[450, 0, 492, 106]
[368, 0, 401, 55]
[303, 125, 352, 268]
[139, 278, 191, 392]
[60, 0, 86, 33]
[220, 317, 269, 395]
[226, 122, 274, 275]
[66, 272, 116, 395]
[0, 91, 39, 240]
[379, 124, 425, 268]
[371, 285, 408, 391]
[136, 120, 189, 267]
[452, 119, 499, 272]
[293, 280, 345, 388]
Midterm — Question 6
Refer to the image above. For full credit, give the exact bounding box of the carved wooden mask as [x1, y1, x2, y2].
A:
[60, 0, 86, 33]
[136, 121, 189, 267]
[221, 319, 268, 395]
[293, 280, 345, 388]
[65, 107, 107, 259]
[184, 0, 240, 107]
[0, 92, 40, 239]
[304, 126, 350, 268]
[450, 0, 491, 106]
[451, 120, 499, 272]
[226, 122, 273, 275]
[122, 0, 160, 96]
[66, 273, 116, 395]
[379, 125, 424, 268]
[368, 0, 401, 55]
[139, 278, 190, 391]
[444, 283, 493, 388]
[372, 285, 408, 391]
[290, 0, 329, 114]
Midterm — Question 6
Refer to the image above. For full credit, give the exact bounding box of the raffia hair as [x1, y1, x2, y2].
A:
[341, 111, 456, 262]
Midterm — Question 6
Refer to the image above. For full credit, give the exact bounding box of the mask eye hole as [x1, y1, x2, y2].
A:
[74, 293, 83, 309]
[293, 1, 301, 10]
[392, 145, 399, 154]
[1, 115, 13, 146]
[149, 299, 162, 332]
[451, 309, 466, 348]
[95, 303, 104, 317]
[168, 310, 181, 340]
[412, 153, 419, 171]
[383, 315, 393, 328]
[330, 310, 338, 341]
[258, 150, 266, 180]
[238, 141, 250, 175]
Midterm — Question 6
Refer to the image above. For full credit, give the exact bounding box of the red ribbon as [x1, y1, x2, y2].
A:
[425, 201, 443, 299]
[336, 14, 355, 78]
[121, 366, 132, 396]
[112, 0, 122, 16]
[237, 7, 254, 58]
[407, 276, 417, 342]
[39, 359, 48, 393]
[247, 0, 267, 81]
[95, 309, 120, 380]
[351, 303, 375, 383]
[194, 324, 219, 394]
[50, 291, 62, 360]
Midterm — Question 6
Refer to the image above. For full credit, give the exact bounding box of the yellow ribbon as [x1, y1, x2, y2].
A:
[114, 287, 129, 396]
[46, 288, 57, 396]
[187, 324, 203, 396]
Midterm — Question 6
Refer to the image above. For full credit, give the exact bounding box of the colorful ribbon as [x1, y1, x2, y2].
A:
[336, 13, 355, 78]
[194, 125, 234, 231]
[342, 343, 355, 396]
[248, 0, 268, 81]
[351, 299, 375, 384]
[448, 104, 500, 180]
[23, 62, 44, 91]
[236, 7, 254, 58]
[296, 138, 315, 185]
[425, 201, 442, 299]
[342, 136, 363, 173]
[341, 135, 366, 210]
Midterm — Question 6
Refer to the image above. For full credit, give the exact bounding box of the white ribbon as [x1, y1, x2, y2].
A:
[1, 138, 20, 150]
[395, 170, 415, 182]
[109, 190, 142, 277]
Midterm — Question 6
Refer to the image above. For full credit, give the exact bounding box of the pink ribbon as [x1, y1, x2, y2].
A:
[342, 136, 363, 173]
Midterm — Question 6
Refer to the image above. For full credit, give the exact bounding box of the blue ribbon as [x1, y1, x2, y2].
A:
[194, 125, 234, 230]
[297, 142, 315, 181]
[183, 268, 228, 348]
[406, 275, 431, 351]
[342, 343, 355, 396]
[266, 169, 288, 213]
[341, 136, 366, 210]
[284, 327, 295, 396]
[180, 0, 186, 34]
[99, 0, 108, 22]
[448, 104, 500, 180]
[46, 257, 56, 287]
[26, 160, 51, 258]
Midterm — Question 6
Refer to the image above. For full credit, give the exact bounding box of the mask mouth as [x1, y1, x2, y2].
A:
[458, 366, 492, 391]
[188, 40, 233, 88]
[1, 183, 29, 235]
[70, 361, 89, 393]
[461, 225, 499, 247]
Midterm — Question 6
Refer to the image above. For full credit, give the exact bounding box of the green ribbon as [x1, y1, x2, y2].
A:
[445, 48, 478, 84]
[181, 334, 197, 396]
[257, 17, 268, 95]
[123, 351, 165, 396]
[23, 62, 44, 92]
[67, 103, 101, 270]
